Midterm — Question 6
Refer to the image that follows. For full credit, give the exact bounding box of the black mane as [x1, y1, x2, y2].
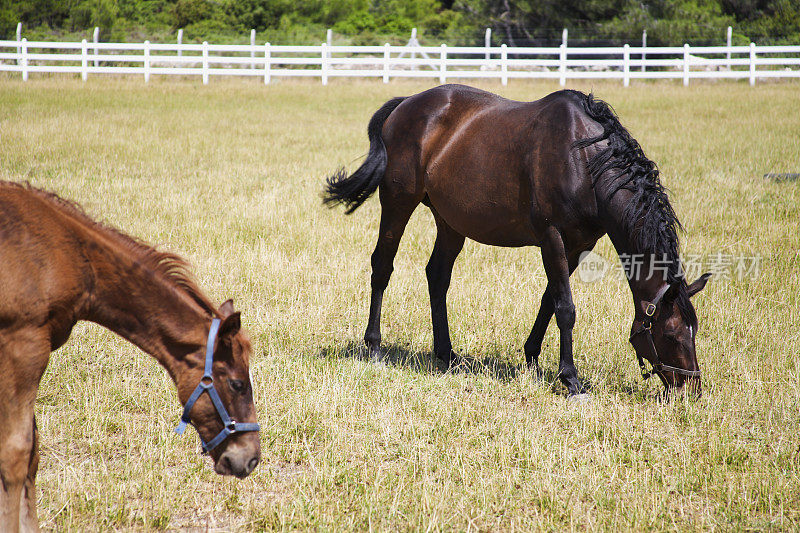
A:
[569, 91, 696, 325]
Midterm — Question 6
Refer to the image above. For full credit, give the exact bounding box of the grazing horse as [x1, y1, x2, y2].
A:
[324, 84, 710, 397]
[0, 182, 260, 532]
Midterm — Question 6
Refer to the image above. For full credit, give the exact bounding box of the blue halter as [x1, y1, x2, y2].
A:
[174, 318, 260, 453]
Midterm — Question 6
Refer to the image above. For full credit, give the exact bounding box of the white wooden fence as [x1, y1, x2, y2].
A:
[1, 38, 799, 86]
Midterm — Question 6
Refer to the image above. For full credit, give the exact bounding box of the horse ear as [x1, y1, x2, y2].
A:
[219, 299, 235, 317]
[687, 273, 711, 297]
[218, 311, 241, 339]
[664, 281, 681, 302]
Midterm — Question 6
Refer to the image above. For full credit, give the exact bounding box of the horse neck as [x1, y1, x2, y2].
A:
[84, 243, 211, 378]
[600, 190, 670, 307]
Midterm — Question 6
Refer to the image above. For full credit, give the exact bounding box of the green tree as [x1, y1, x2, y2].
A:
[68, 0, 118, 38]
[1, 0, 798, 45]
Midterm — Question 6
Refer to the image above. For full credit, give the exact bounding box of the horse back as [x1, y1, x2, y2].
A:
[380, 85, 604, 247]
[0, 183, 92, 349]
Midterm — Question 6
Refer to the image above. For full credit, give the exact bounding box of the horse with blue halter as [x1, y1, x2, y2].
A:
[0, 181, 260, 532]
[324, 85, 710, 397]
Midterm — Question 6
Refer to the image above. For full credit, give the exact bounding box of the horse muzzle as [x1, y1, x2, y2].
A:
[214, 439, 261, 479]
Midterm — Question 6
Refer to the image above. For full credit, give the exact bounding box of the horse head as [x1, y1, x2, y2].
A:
[175, 299, 261, 478]
[629, 274, 711, 397]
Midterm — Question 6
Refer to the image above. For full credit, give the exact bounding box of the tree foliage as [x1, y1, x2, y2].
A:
[0, 0, 797, 44]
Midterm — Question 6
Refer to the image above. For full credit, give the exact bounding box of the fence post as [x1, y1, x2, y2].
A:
[749, 42, 756, 86]
[93, 27, 99, 67]
[321, 42, 328, 85]
[439, 43, 447, 84]
[16, 22, 21, 58]
[485, 28, 491, 61]
[623, 43, 630, 87]
[202, 41, 209, 84]
[561, 27, 568, 85]
[683, 43, 690, 86]
[642, 30, 647, 72]
[81, 39, 88, 81]
[20, 37, 27, 81]
[383, 43, 390, 83]
[143, 40, 150, 83]
[726, 26, 732, 70]
[177, 29, 183, 57]
[326, 30, 333, 75]
[250, 29, 256, 70]
[501, 43, 507, 86]
[264, 42, 271, 84]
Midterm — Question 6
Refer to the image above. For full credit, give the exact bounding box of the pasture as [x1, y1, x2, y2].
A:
[0, 76, 798, 531]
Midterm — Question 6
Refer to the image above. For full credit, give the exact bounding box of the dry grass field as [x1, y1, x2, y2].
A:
[0, 75, 798, 531]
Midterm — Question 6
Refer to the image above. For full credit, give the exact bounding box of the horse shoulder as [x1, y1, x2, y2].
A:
[0, 193, 92, 351]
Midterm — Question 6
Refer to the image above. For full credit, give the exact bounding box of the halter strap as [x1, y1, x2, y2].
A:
[630, 284, 702, 381]
[645, 284, 671, 316]
[174, 318, 260, 453]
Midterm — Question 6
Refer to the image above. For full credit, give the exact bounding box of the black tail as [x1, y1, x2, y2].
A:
[323, 96, 406, 214]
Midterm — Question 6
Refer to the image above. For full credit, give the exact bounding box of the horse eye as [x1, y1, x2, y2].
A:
[228, 379, 246, 394]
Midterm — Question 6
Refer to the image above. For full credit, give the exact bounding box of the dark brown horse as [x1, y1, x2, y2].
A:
[0, 182, 260, 532]
[324, 84, 710, 397]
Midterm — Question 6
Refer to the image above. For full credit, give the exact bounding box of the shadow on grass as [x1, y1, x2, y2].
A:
[316, 341, 590, 392]
[310, 341, 690, 402]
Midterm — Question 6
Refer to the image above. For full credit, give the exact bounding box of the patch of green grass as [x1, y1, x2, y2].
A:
[1, 76, 798, 530]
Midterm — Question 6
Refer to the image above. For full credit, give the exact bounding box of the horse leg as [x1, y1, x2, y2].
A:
[19, 419, 40, 533]
[426, 213, 465, 367]
[523, 287, 554, 375]
[539, 228, 583, 396]
[0, 331, 48, 532]
[0, 404, 39, 533]
[524, 246, 595, 374]
[364, 200, 418, 360]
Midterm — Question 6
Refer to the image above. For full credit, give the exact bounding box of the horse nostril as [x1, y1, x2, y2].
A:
[221, 455, 233, 473]
[247, 456, 260, 473]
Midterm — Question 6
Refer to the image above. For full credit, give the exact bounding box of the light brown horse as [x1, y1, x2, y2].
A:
[0, 181, 260, 532]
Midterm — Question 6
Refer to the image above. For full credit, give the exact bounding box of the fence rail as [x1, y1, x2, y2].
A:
[1, 39, 799, 86]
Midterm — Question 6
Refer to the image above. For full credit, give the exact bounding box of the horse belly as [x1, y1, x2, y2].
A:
[424, 166, 540, 248]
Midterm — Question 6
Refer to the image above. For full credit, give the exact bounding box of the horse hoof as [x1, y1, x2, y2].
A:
[527, 364, 544, 380]
[432, 357, 450, 373]
[369, 349, 386, 365]
[433, 350, 457, 372]
[568, 393, 592, 406]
